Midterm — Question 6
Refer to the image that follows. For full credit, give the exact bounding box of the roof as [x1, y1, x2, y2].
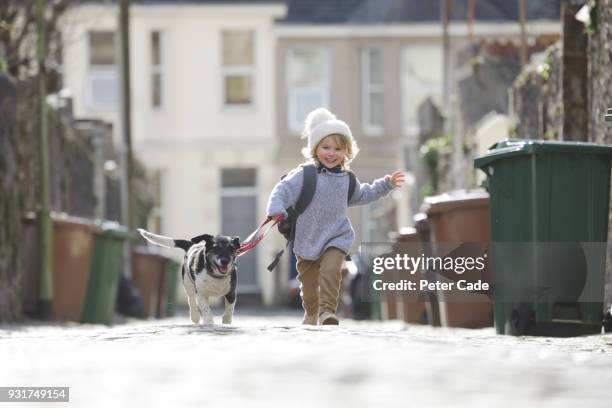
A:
[82, 0, 284, 5]
[79, 0, 561, 23]
[279, 0, 562, 24]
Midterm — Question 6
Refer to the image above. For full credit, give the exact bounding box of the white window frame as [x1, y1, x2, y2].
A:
[221, 30, 255, 107]
[86, 31, 118, 113]
[150, 30, 163, 110]
[286, 46, 331, 132]
[361, 46, 384, 136]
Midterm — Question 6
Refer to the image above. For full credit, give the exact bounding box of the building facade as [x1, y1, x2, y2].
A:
[61, 1, 286, 304]
[60, 0, 561, 305]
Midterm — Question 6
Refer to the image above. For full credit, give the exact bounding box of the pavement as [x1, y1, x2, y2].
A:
[1, 308, 612, 408]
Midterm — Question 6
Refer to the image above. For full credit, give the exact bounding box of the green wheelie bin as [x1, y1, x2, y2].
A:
[81, 222, 130, 325]
[475, 139, 612, 336]
[164, 259, 180, 317]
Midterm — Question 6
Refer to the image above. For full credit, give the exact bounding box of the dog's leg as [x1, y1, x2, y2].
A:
[183, 278, 200, 324]
[196, 292, 214, 325]
[223, 268, 237, 325]
[187, 295, 201, 324]
[222, 297, 235, 325]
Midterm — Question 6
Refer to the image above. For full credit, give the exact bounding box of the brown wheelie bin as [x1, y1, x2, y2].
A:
[422, 190, 493, 328]
[379, 235, 400, 321]
[21, 214, 98, 321]
[414, 213, 441, 327]
[392, 227, 427, 324]
[22, 213, 96, 322]
[51, 216, 98, 321]
[131, 247, 167, 318]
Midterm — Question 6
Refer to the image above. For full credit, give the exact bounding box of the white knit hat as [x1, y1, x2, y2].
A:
[301, 107, 359, 162]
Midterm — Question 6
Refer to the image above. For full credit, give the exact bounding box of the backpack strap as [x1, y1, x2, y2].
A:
[344, 171, 357, 263]
[289, 164, 317, 241]
[294, 164, 317, 215]
[347, 171, 357, 203]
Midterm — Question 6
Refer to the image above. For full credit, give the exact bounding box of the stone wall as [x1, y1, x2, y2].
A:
[588, 0, 612, 311]
[544, 44, 564, 140]
[510, 0, 612, 311]
[562, 2, 589, 141]
[0, 75, 22, 320]
[16, 80, 101, 219]
[511, 43, 563, 140]
[589, 0, 612, 144]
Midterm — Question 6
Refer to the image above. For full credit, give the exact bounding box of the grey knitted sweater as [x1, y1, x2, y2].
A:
[266, 165, 395, 260]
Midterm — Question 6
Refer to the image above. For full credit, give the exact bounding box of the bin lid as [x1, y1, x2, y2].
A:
[95, 221, 130, 239]
[52, 213, 99, 231]
[422, 189, 489, 215]
[21, 212, 98, 232]
[413, 213, 429, 233]
[133, 245, 171, 259]
[388, 227, 418, 242]
[397, 227, 420, 243]
[474, 139, 612, 169]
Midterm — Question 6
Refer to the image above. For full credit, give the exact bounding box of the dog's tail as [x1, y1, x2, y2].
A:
[137, 228, 192, 252]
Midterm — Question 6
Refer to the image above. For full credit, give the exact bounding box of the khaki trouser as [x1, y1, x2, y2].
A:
[296, 247, 345, 316]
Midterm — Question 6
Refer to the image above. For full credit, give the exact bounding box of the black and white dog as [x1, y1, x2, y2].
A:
[137, 229, 240, 325]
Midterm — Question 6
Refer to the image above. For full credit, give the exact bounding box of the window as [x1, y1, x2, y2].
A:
[221, 168, 256, 188]
[361, 47, 384, 135]
[287, 46, 330, 132]
[222, 31, 254, 105]
[151, 31, 163, 108]
[87, 31, 118, 112]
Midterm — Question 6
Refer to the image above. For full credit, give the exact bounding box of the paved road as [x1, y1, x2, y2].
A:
[1, 309, 611, 407]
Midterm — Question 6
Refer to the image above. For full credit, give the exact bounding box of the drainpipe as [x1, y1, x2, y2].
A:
[441, 0, 450, 118]
[118, 0, 133, 278]
[518, 0, 528, 67]
[36, 0, 53, 319]
[606, 108, 612, 331]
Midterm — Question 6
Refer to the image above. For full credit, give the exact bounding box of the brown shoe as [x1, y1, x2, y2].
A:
[319, 312, 339, 325]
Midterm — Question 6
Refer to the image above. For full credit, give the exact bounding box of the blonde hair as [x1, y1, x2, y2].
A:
[301, 134, 359, 170]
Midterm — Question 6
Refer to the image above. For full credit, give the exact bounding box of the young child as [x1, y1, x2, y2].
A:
[266, 108, 405, 325]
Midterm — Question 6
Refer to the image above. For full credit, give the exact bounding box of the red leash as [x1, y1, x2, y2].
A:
[236, 215, 284, 257]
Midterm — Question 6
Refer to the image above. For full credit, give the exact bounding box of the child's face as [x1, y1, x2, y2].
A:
[315, 135, 347, 168]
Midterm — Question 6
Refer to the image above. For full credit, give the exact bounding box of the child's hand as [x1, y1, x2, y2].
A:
[387, 171, 406, 188]
[267, 214, 286, 222]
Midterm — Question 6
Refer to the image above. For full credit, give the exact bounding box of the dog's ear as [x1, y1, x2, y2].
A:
[191, 233, 214, 247]
[231, 236, 241, 250]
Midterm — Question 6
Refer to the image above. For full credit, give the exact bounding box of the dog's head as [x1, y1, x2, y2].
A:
[190, 233, 240, 278]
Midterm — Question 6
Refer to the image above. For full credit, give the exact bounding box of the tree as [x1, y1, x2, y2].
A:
[0, 0, 74, 321]
[0, 1, 74, 84]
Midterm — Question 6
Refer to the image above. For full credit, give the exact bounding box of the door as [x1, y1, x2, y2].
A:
[220, 169, 258, 293]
